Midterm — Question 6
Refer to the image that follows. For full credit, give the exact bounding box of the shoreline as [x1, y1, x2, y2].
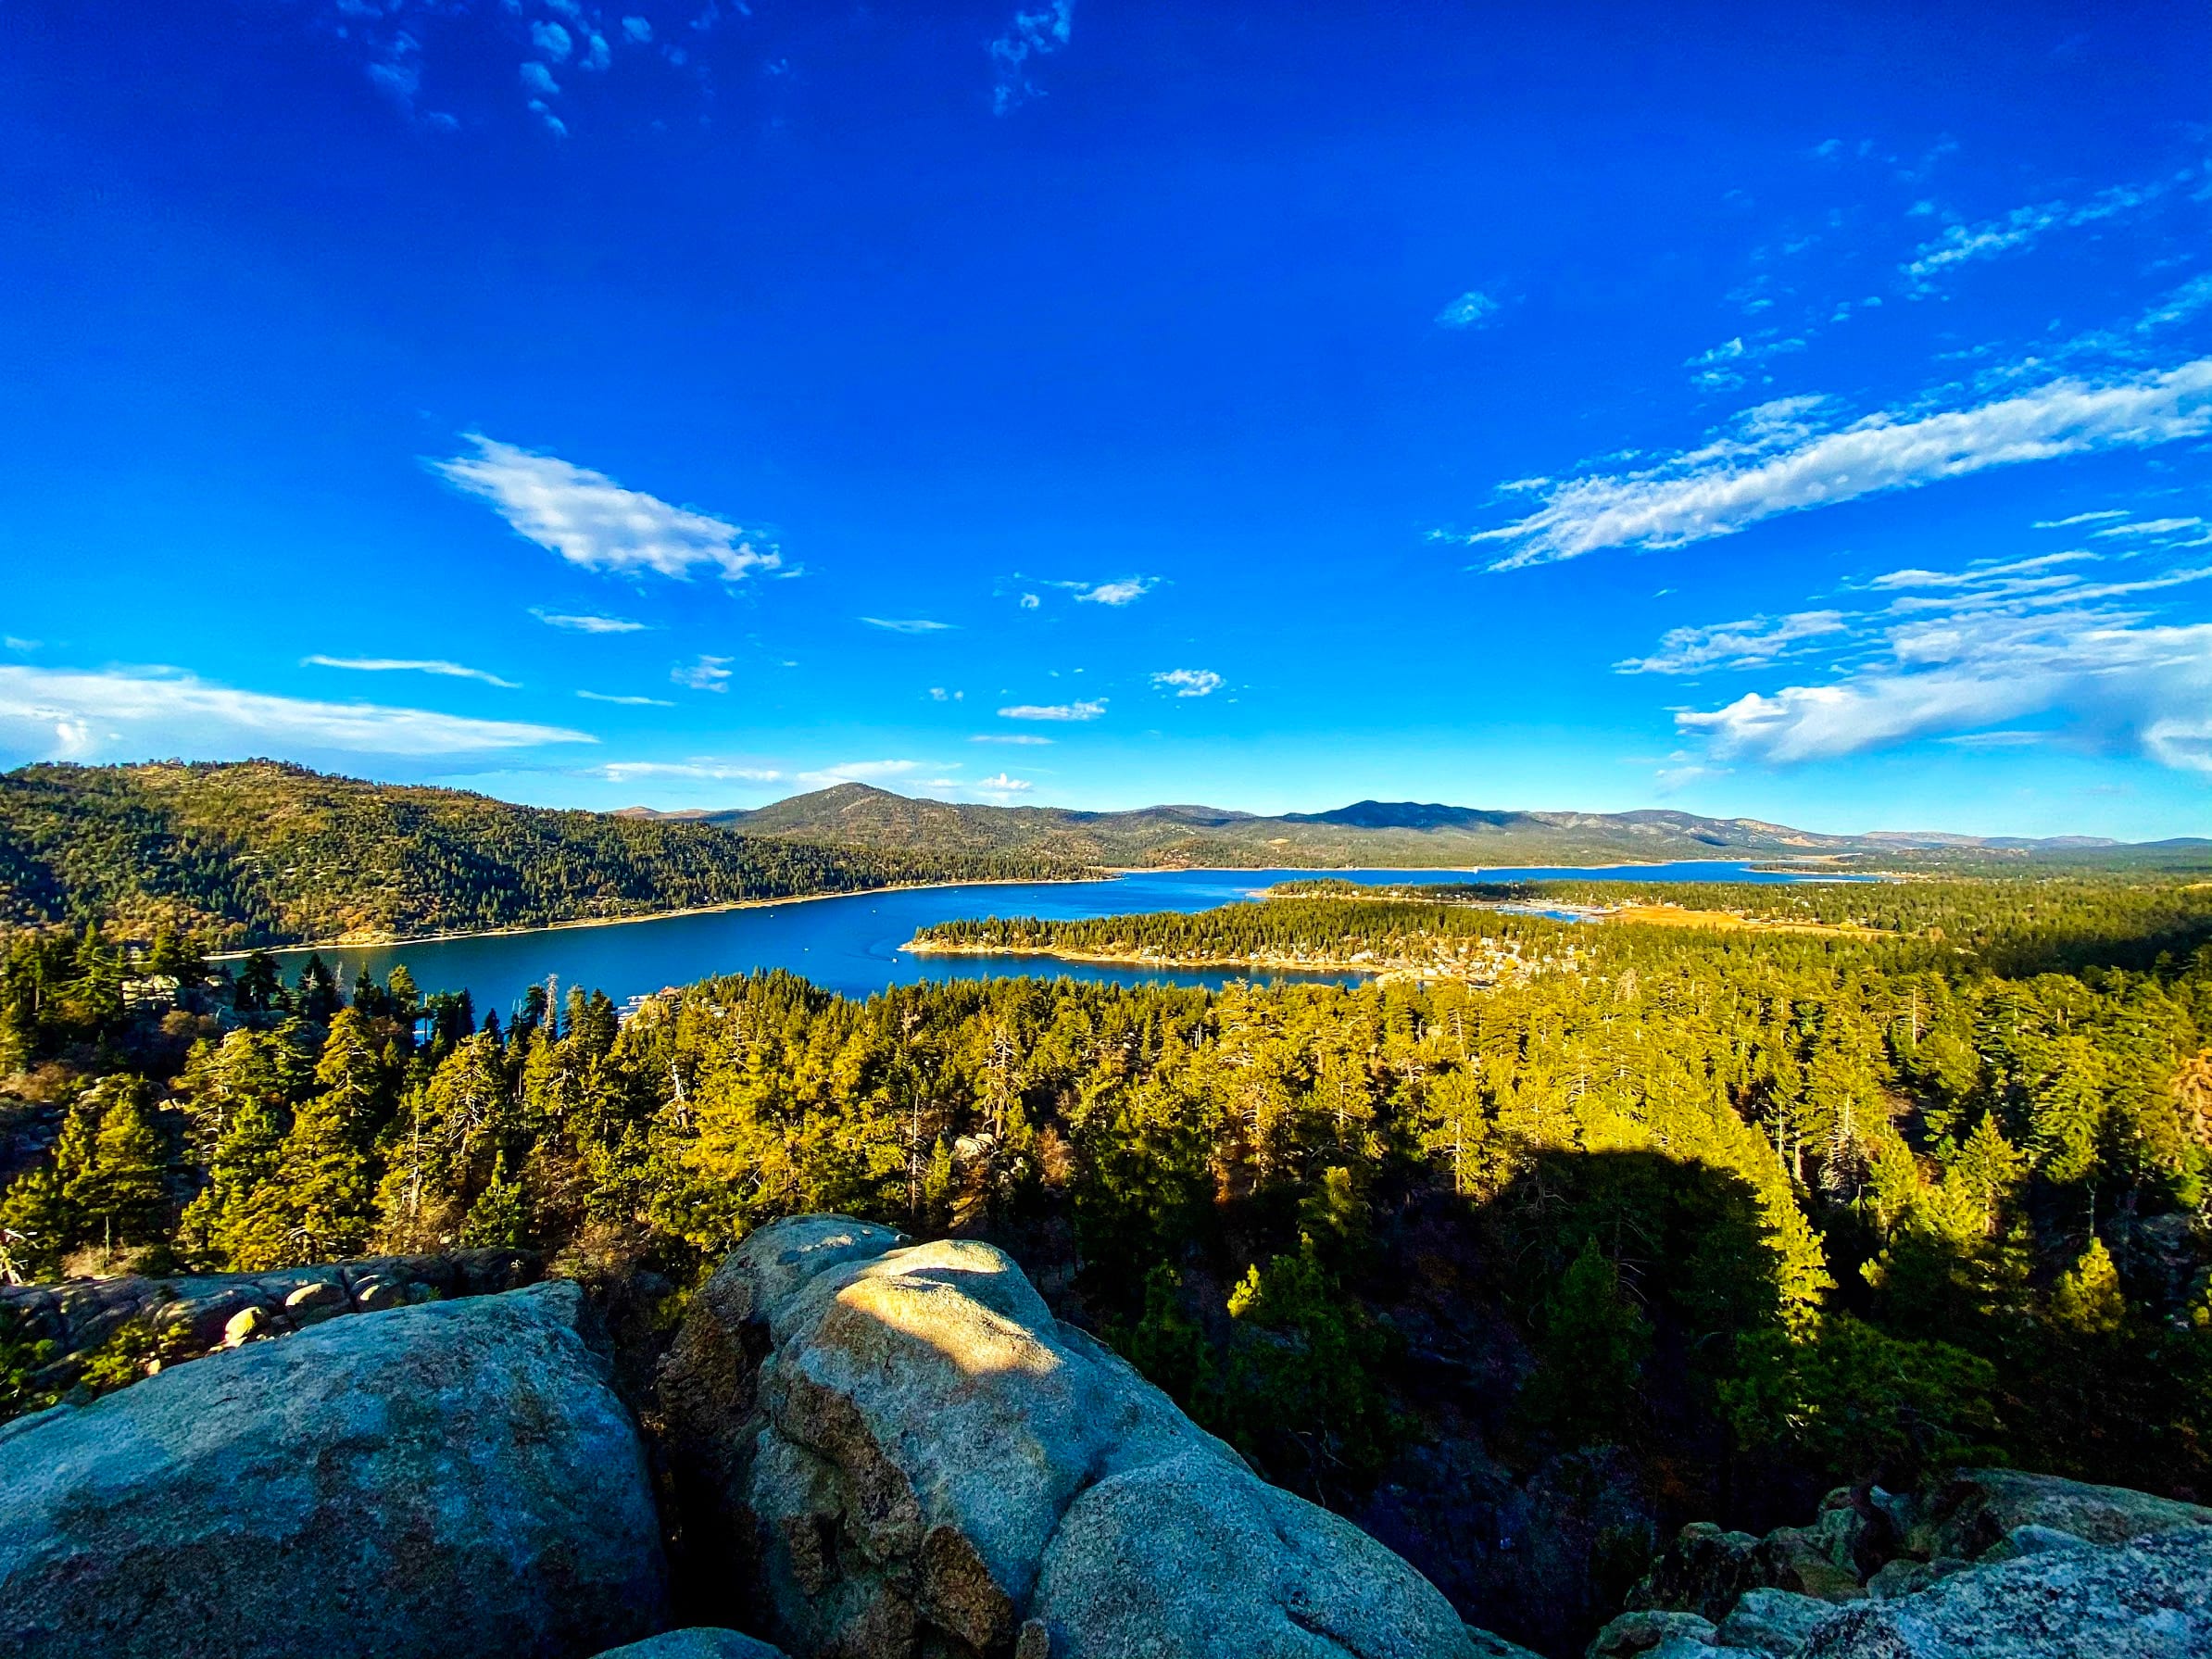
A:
[208, 873, 1107, 961]
[911, 942, 1433, 982]
[905, 939, 1389, 978]
[210, 852, 1832, 961]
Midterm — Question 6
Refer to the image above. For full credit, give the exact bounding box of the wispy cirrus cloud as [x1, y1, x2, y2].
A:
[999, 698, 1106, 722]
[2031, 509, 2131, 529]
[971, 734, 1053, 745]
[2093, 516, 2208, 543]
[435, 435, 782, 583]
[1902, 178, 2170, 288]
[593, 760, 782, 784]
[533, 609, 649, 634]
[1615, 612, 1848, 676]
[576, 690, 674, 707]
[1463, 358, 2212, 569]
[861, 617, 958, 634]
[1151, 668, 1225, 698]
[0, 665, 591, 761]
[303, 655, 520, 688]
[989, 0, 1074, 114]
[672, 655, 735, 693]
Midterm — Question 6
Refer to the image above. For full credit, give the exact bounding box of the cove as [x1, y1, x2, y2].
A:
[258, 861, 1856, 1016]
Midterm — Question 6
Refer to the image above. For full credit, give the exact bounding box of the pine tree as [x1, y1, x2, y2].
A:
[1949, 1112, 2028, 1234]
[61, 1078, 170, 1254]
[229, 1089, 375, 1271]
[177, 1094, 286, 1267]
[1523, 1235, 1653, 1445]
[0, 1167, 74, 1282]
[459, 1153, 531, 1249]
[2052, 1236, 2125, 1336]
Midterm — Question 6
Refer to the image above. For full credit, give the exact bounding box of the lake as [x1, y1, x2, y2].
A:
[258, 861, 1855, 1016]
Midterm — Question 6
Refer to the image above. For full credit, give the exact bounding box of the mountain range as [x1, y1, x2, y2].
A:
[622, 783, 2172, 868]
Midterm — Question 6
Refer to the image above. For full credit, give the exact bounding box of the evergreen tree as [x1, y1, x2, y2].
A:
[2052, 1236, 2126, 1336]
[1522, 1236, 1652, 1446]
[60, 1077, 170, 1254]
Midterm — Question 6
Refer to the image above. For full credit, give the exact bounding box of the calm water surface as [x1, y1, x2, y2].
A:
[263, 862, 1854, 1017]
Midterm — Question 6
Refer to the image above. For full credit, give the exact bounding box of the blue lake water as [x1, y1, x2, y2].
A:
[259, 861, 1855, 1016]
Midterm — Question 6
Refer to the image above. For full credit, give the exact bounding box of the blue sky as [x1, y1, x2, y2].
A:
[3, 2, 2209, 838]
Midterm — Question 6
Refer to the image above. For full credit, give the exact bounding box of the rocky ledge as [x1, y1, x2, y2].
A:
[1, 1213, 2206, 1659]
[1590, 1466, 2212, 1658]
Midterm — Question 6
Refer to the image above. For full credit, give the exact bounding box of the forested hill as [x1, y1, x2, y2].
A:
[685, 782, 2153, 868]
[0, 762, 1083, 948]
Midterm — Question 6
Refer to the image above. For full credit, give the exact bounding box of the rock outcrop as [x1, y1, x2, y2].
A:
[660, 1214, 1482, 1659]
[0, 1278, 667, 1659]
[1801, 1526, 2211, 1658]
[590, 1631, 790, 1659]
[0, 1248, 543, 1415]
[1594, 1467, 2212, 1658]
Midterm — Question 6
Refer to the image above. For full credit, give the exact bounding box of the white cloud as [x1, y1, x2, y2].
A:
[1465, 358, 2212, 568]
[2139, 273, 2212, 333]
[1072, 576, 1158, 606]
[990, 0, 1074, 114]
[999, 698, 1107, 722]
[2093, 516, 2206, 540]
[672, 655, 734, 693]
[0, 665, 591, 761]
[1864, 551, 2098, 594]
[1903, 179, 2164, 286]
[2032, 509, 2132, 528]
[303, 654, 520, 688]
[1665, 548, 2212, 772]
[308, 3, 715, 132]
[1615, 611, 1849, 675]
[576, 690, 674, 707]
[971, 734, 1053, 745]
[593, 760, 781, 783]
[928, 687, 965, 702]
[533, 609, 649, 634]
[1019, 592, 1041, 610]
[976, 773, 1033, 792]
[1684, 333, 1805, 392]
[861, 617, 958, 633]
[5, 637, 40, 651]
[435, 434, 781, 583]
[1436, 291, 1501, 330]
[1151, 668, 1225, 697]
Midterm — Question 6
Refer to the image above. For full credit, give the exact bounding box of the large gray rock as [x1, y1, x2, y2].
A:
[660, 1214, 1477, 1659]
[1913, 1468, 2212, 1562]
[1713, 1588, 1832, 1654]
[1800, 1524, 2212, 1658]
[1585, 1608, 1716, 1658]
[589, 1632, 786, 1659]
[0, 1279, 667, 1659]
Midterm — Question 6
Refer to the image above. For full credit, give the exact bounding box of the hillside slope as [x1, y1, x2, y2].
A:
[0, 762, 1081, 947]
[702, 784, 2129, 868]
